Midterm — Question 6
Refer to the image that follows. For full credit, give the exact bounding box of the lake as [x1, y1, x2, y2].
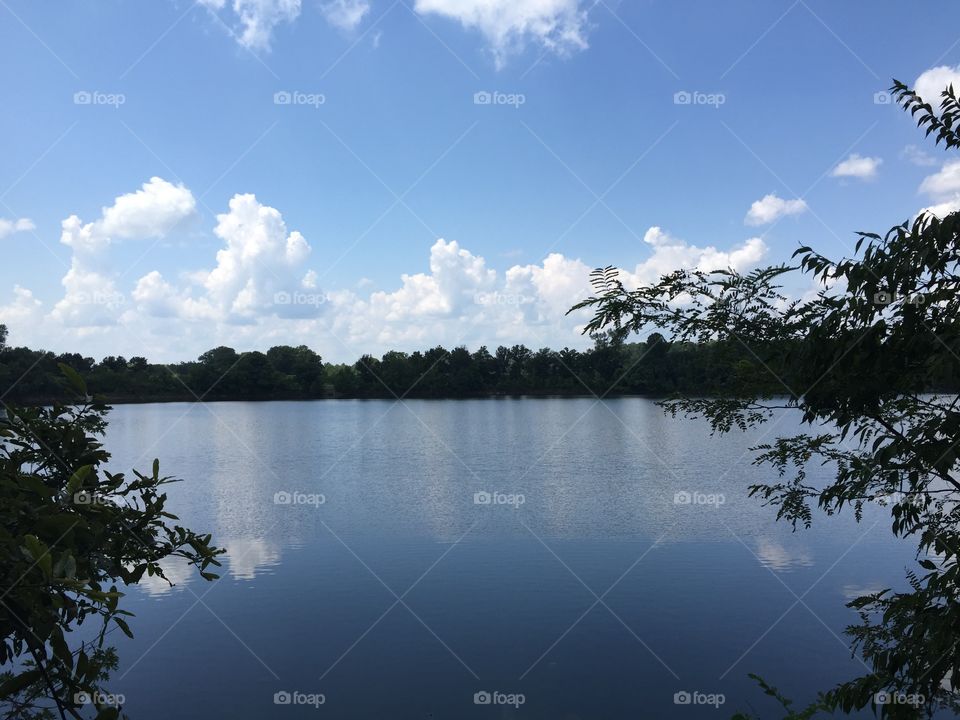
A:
[99, 398, 919, 718]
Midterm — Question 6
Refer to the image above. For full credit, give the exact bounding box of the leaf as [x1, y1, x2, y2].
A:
[113, 616, 134, 639]
[66, 465, 94, 496]
[0, 669, 43, 698]
[23, 535, 52, 577]
[58, 363, 88, 396]
[50, 628, 73, 671]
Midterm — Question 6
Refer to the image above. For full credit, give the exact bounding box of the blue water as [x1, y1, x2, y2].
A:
[97, 398, 919, 718]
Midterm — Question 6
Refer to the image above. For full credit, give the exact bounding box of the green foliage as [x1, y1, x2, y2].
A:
[0, 367, 222, 719]
[731, 675, 830, 720]
[571, 80, 960, 718]
[0, 336, 882, 403]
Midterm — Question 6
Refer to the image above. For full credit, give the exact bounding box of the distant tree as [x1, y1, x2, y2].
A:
[571, 80, 960, 717]
[0, 367, 222, 719]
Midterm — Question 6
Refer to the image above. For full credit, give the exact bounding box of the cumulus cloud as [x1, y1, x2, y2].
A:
[0, 218, 35, 239]
[12, 175, 773, 362]
[414, 0, 590, 68]
[0, 285, 42, 326]
[917, 158, 960, 219]
[830, 153, 881, 181]
[914, 64, 960, 107]
[332, 227, 767, 355]
[919, 158, 960, 197]
[744, 193, 807, 226]
[60, 177, 196, 253]
[901, 144, 937, 167]
[132, 193, 320, 325]
[918, 197, 960, 220]
[201, 193, 316, 320]
[198, 0, 301, 51]
[319, 0, 369, 31]
[619, 227, 767, 288]
[53, 177, 197, 327]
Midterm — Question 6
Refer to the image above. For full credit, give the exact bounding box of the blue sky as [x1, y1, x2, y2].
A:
[1, 0, 959, 362]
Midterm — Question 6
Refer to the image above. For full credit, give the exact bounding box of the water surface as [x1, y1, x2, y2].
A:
[100, 398, 919, 718]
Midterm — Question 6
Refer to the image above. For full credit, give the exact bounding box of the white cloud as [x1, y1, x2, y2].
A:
[52, 266, 127, 327]
[0, 285, 43, 326]
[0, 218, 35, 239]
[914, 64, 960, 107]
[132, 192, 319, 324]
[619, 227, 767, 288]
[60, 177, 196, 253]
[918, 197, 960, 220]
[198, 0, 301, 51]
[901, 144, 937, 167]
[909, 65, 960, 220]
[414, 0, 590, 68]
[319, 0, 369, 31]
[202, 193, 315, 319]
[830, 153, 882, 181]
[917, 158, 960, 219]
[12, 176, 772, 362]
[53, 178, 197, 328]
[919, 158, 960, 197]
[744, 193, 807, 226]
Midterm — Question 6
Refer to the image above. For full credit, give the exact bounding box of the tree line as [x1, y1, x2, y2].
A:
[3, 321, 959, 405]
[0, 323, 895, 403]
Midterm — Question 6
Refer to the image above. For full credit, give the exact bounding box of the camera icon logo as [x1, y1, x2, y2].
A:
[673, 90, 692, 105]
[674, 491, 692, 505]
[874, 691, 891, 705]
[73, 692, 91, 705]
[873, 291, 892, 305]
[74, 491, 94, 505]
[274, 491, 292, 505]
[274, 91, 292, 105]
[473, 691, 492, 705]
[474, 91, 492, 105]
[674, 691, 692, 704]
[273, 291, 292, 305]
[874, 91, 892, 105]
[73, 91, 92, 105]
[474, 491, 492, 505]
[274, 691, 292, 705]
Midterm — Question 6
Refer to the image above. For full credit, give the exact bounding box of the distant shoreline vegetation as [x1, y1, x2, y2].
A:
[1, 326, 957, 405]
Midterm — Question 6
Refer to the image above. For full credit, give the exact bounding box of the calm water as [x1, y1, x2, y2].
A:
[98, 399, 919, 718]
